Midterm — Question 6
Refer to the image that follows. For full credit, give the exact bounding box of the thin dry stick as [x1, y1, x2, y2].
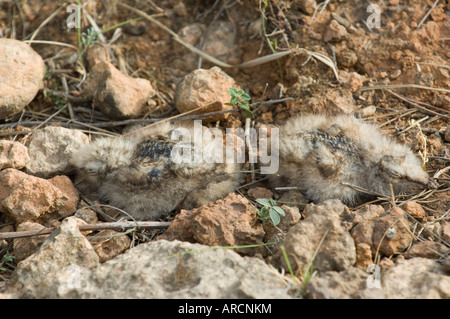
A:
[0, 120, 118, 136]
[387, 90, 450, 116]
[19, 104, 68, 142]
[27, 4, 65, 43]
[122, 100, 221, 137]
[360, 84, 450, 94]
[399, 116, 429, 134]
[236, 176, 269, 190]
[0, 129, 31, 137]
[368, 110, 410, 120]
[373, 218, 401, 265]
[196, 0, 230, 69]
[0, 221, 171, 241]
[402, 213, 450, 247]
[78, 118, 160, 128]
[417, 0, 440, 29]
[78, 193, 116, 222]
[390, 184, 396, 207]
[385, 90, 450, 120]
[397, 189, 436, 207]
[341, 182, 387, 198]
[22, 40, 78, 50]
[309, 0, 330, 25]
[377, 108, 418, 128]
[275, 186, 301, 191]
[433, 166, 450, 179]
[299, 48, 339, 80]
[303, 229, 329, 282]
[172, 108, 239, 122]
[61, 76, 75, 120]
[416, 61, 450, 70]
[0, 97, 292, 131]
[17, 108, 120, 136]
[120, 3, 339, 78]
[118, 2, 291, 69]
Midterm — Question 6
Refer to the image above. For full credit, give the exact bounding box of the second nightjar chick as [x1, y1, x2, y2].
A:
[269, 114, 429, 206]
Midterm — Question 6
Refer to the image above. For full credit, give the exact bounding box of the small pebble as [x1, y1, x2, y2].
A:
[356, 105, 377, 118]
[390, 69, 402, 80]
[444, 126, 450, 142]
[390, 50, 402, 61]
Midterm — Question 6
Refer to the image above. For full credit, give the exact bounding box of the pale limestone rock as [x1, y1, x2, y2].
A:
[0, 169, 79, 223]
[25, 126, 89, 178]
[84, 61, 155, 119]
[0, 39, 45, 119]
[0, 140, 29, 170]
[160, 193, 264, 256]
[280, 200, 356, 274]
[6, 217, 99, 298]
[5, 239, 297, 299]
[175, 67, 239, 122]
[382, 258, 450, 299]
[307, 267, 385, 299]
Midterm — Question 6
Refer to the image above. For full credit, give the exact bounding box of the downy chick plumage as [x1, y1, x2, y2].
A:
[270, 114, 429, 206]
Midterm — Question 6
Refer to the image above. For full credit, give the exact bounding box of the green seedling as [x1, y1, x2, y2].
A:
[54, 95, 68, 110]
[0, 251, 15, 272]
[81, 26, 99, 52]
[226, 87, 254, 119]
[78, 18, 145, 60]
[42, 90, 67, 110]
[255, 198, 285, 226]
[260, 0, 283, 81]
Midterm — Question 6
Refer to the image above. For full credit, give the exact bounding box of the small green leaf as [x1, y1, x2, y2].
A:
[227, 87, 254, 118]
[269, 209, 281, 225]
[256, 198, 271, 207]
[272, 39, 278, 49]
[241, 93, 251, 101]
[257, 207, 269, 221]
[241, 107, 254, 119]
[228, 87, 238, 95]
[273, 206, 285, 216]
[239, 103, 250, 111]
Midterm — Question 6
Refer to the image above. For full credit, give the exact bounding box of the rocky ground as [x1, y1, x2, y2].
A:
[0, 0, 449, 299]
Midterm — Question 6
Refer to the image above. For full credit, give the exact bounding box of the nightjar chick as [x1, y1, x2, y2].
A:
[269, 114, 429, 206]
[71, 122, 242, 220]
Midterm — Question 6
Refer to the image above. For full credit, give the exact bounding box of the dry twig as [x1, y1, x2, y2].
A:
[417, 0, 440, 29]
[0, 221, 171, 241]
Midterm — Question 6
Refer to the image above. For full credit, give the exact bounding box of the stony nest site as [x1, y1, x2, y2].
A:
[0, 0, 449, 299]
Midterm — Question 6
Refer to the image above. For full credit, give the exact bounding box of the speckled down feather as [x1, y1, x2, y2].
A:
[70, 122, 242, 220]
[269, 114, 429, 206]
